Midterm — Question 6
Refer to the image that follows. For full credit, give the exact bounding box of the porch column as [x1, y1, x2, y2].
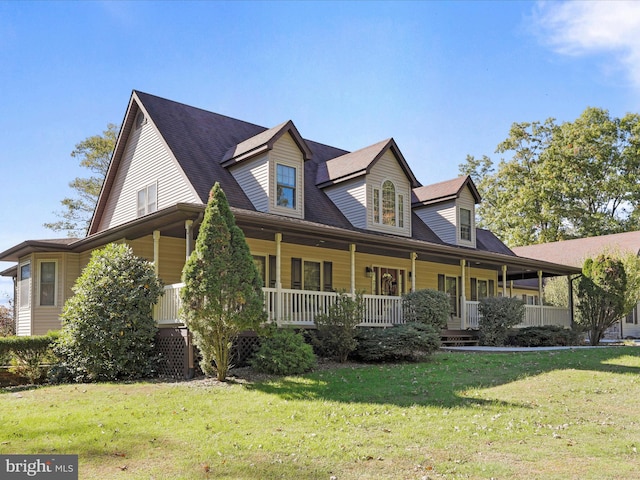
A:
[349, 243, 356, 295]
[568, 275, 575, 328]
[410, 252, 417, 292]
[538, 270, 544, 325]
[460, 259, 467, 328]
[502, 265, 508, 297]
[275, 233, 282, 326]
[185, 219, 194, 260]
[153, 230, 160, 275]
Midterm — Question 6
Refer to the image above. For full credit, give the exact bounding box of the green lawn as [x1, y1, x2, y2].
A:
[2, 347, 639, 479]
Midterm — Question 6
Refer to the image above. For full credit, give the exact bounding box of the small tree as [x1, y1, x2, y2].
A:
[181, 183, 266, 381]
[576, 254, 627, 345]
[313, 291, 365, 362]
[55, 243, 163, 382]
[478, 297, 525, 346]
[402, 289, 451, 329]
[0, 298, 14, 337]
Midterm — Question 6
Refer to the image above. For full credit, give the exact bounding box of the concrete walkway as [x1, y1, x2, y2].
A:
[441, 344, 634, 353]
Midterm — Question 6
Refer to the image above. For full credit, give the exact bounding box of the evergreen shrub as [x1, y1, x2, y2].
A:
[402, 289, 451, 329]
[353, 322, 441, 363]
[478, 297, 524, 346]
[251, 328, 316, 375]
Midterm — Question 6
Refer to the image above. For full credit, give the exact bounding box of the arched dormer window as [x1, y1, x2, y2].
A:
[382, 180, 396, 226]
[373, 180, 404, 228]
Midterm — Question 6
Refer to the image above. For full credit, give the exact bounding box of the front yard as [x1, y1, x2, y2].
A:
[1, 347, 639, 479]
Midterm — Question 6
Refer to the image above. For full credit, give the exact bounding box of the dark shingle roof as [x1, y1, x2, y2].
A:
[131, 91, 496, 252]
[512, 231, 640, 267]
[412, 175, 480, 206]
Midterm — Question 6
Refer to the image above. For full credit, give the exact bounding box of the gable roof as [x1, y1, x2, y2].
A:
[315, 138, 420, 188]
[512, 231, 640, 267]
[412, 175, 481, 206]
[221, 119, 312, 166]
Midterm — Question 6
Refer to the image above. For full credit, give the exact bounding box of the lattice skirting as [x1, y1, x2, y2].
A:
[155, 329, 262, 379]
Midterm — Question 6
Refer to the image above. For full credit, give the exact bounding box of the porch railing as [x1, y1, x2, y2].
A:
[155, 284, 571, 330]
[156, 283, 404, 327]
[464, 300, 571, 329]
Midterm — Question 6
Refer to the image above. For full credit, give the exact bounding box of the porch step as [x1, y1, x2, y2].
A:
[440, 329, 479, 347]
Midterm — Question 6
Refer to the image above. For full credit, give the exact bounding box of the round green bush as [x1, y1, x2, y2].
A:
[54, 243, 164, 382]
[251, 329, 316, 375]
[353, 322, 441, 363]
[402, 289, 451, 329]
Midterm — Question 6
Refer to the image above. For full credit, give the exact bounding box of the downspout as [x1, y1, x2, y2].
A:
[275, 233, 282, 327]
[410, 252, 417, 293]
[460, 259, 467, 328]
[349, 244, 356, 295]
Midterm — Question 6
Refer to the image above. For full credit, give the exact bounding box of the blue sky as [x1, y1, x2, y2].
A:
[2, 0, 640, 302]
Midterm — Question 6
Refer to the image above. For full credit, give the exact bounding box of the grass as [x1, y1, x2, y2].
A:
[1, 347, 639, 479]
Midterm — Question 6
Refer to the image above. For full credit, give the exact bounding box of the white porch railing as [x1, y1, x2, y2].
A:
[155, 283, 185, 325]
[464, 300, 571, 329]
[156, 283, 404, 327]
[155, 284, 571, 330]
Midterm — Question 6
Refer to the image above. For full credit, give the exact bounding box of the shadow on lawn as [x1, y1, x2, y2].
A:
[245, 347, 640, 408]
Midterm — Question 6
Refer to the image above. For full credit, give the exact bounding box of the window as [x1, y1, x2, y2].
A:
[460, 208, 472, 241]
[19, 263, 31, 308]
[137, 182, 157, 217]
[373, 181, 405, 228]
[382, 180, 396, 226]
[291, 258, 332, 291]
[373, 188, 380, 223]
[438, 274, 459, 316]
[39, 261, 56, 306]
[276, 164, 296, 209]
[253, 256, 266, 286]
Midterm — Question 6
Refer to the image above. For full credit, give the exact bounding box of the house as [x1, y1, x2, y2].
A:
[513, 232, 640, 339]
[0, 91, 579, 344]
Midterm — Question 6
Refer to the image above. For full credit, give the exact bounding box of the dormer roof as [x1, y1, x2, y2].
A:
[316, 138, 420, 188]
[412, 175, 481, 207]
[221, 119, 312, 167]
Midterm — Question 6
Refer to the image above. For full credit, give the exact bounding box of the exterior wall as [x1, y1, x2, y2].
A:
[128, 235, 186, 285]
[415, 200, 457, 244]
[323, 178, 367, 229]
[366, 150, 412, 237]
[229, 154, 270, 212]
[97, 117, 200, 232]
[269, 133, 304, 219]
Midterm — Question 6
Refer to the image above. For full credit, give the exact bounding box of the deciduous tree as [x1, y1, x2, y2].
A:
[45, 123, 118, 237]
[576, 254, 627, 345]
[461, 108, 640, 246]
[180, 183, 265, 381]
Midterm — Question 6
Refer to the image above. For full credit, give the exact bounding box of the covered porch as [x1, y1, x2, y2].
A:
[155, 283, 572, 330]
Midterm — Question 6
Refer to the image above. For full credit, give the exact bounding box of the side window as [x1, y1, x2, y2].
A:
[382, 180, 396, 226]
[460, 207, 472, 241]
[137, 182, 158, 217]
[276, 164, 296, 209]
[39, 261, 56, 306]
[19, 262, 31, 308]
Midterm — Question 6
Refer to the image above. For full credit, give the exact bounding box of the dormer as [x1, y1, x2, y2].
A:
[412, 176, 481, 248]
[316, 139, 419, 237]
[222, 121, 311, 219]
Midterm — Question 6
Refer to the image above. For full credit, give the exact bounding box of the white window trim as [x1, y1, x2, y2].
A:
[458, 206, 473, 244]
[137, 181, 158, 217]
[19, 260, 31, 310]
[372, 179, 406, 229]
[271, 160, 303, 217]
[37, 259, 58, 307]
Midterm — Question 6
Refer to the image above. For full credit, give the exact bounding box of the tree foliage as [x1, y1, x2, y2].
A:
[55, 243, 163, 382]
[312, 290, 365, 363]
[180, 183, 266, 381]
[576, 254, 627, 345]
[45, 123, 118, 237]
[0, 300, 14, 337]
[461, 108, 640, 246]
